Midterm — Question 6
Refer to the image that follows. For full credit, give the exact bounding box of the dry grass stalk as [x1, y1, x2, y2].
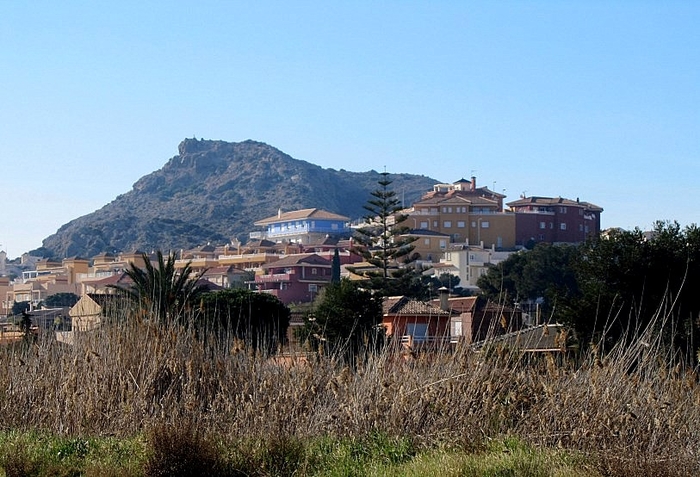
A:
[0, 298, 698, 476]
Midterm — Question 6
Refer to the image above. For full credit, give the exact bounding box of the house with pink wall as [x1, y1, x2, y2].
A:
[255, 253, 332, 304]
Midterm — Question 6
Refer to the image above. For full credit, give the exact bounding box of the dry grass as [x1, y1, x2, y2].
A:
[0, 302, 698, 476]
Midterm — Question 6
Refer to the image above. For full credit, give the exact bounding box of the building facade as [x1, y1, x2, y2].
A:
[255, 253, 333, 304]
[406, 178, 516, 251]
[507, 196, 603, 246]
[253, 208, 351, 244]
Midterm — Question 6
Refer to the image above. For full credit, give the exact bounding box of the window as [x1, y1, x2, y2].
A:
[433, 221, 438, 228]
[579, 224, 584, 232]
[481, 221, 490, 228]
[560, 207, 567, 213]
[331, 223, 338, 230]
[471, 221, 476, 228]
[452, 321, 463, 337]
[442, 207, 447, 213]
[439, 239, 447, 249]
[443, 221, 452, 228]
[406, 323, 429, 342]
[420, 221, 428, 229]
[539, 222, 546, 229]
[308, 284, 318, 292]
[312, 268, 318, 275]
[457, 221, 465, 228]
[424, 238, 430, 245]
[447, 207, 453, 213]
[560, 223, 567, 230]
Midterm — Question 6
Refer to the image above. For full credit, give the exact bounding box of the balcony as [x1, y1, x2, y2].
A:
[513, 209, 555, 215]
[400, 334, 452, 350]
[256, 272, 294, 283]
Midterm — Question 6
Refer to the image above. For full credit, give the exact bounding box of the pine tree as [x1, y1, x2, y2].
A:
[353, 171, 416, 280]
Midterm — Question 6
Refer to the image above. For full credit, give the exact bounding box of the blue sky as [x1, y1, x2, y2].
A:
[1, 1, 698, 258]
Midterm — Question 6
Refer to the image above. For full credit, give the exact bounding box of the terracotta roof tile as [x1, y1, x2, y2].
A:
[383, 296, 451, 316]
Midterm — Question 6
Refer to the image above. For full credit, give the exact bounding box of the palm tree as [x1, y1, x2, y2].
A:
[110, 251, 207, 325]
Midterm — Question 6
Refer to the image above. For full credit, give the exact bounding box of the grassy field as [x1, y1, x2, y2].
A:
[0, 430, 603, 476]
[1, 307, 698, 476]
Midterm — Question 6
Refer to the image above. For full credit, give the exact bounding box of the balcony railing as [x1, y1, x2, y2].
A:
[513, 209, 555, 215]
[400, 335, 452, 349]
[256, 272, 293, 283]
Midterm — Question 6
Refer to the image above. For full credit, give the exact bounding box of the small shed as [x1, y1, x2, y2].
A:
[471, 323, 575, 354]
[69, 294, 119, 331]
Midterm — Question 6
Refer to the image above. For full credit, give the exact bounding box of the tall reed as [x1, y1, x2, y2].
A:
[0, 299, 698, 475]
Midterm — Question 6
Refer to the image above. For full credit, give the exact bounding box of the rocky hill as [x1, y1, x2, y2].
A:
[37, 138, 439, 258]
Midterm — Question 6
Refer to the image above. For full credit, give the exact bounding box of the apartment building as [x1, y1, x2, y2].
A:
[405, 177, 516, 252]
[253, 208, 351, 244]
[507, 196, 603, 246]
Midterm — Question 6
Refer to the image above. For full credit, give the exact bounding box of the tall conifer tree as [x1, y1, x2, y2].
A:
[353, 171, 416, 280]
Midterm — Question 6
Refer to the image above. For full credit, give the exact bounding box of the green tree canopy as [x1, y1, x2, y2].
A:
[571, 222, 700, 351]
[43, 292, 80, 308]
[477, 221, 700, 359]
[12, 301, 30, 316]
[198, 288, 290, 355]
[301, 279, 383, 359]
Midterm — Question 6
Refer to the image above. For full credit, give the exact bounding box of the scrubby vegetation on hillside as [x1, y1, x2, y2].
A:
[37, 138, 437, 258]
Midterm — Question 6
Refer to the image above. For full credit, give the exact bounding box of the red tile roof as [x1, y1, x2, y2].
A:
[383, 296, 451, 317]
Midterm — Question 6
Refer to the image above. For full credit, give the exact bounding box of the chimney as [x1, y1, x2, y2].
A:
[470, 176, 476, 191]
[438, 286, 450, 311]
[278, 208, 282, 218]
